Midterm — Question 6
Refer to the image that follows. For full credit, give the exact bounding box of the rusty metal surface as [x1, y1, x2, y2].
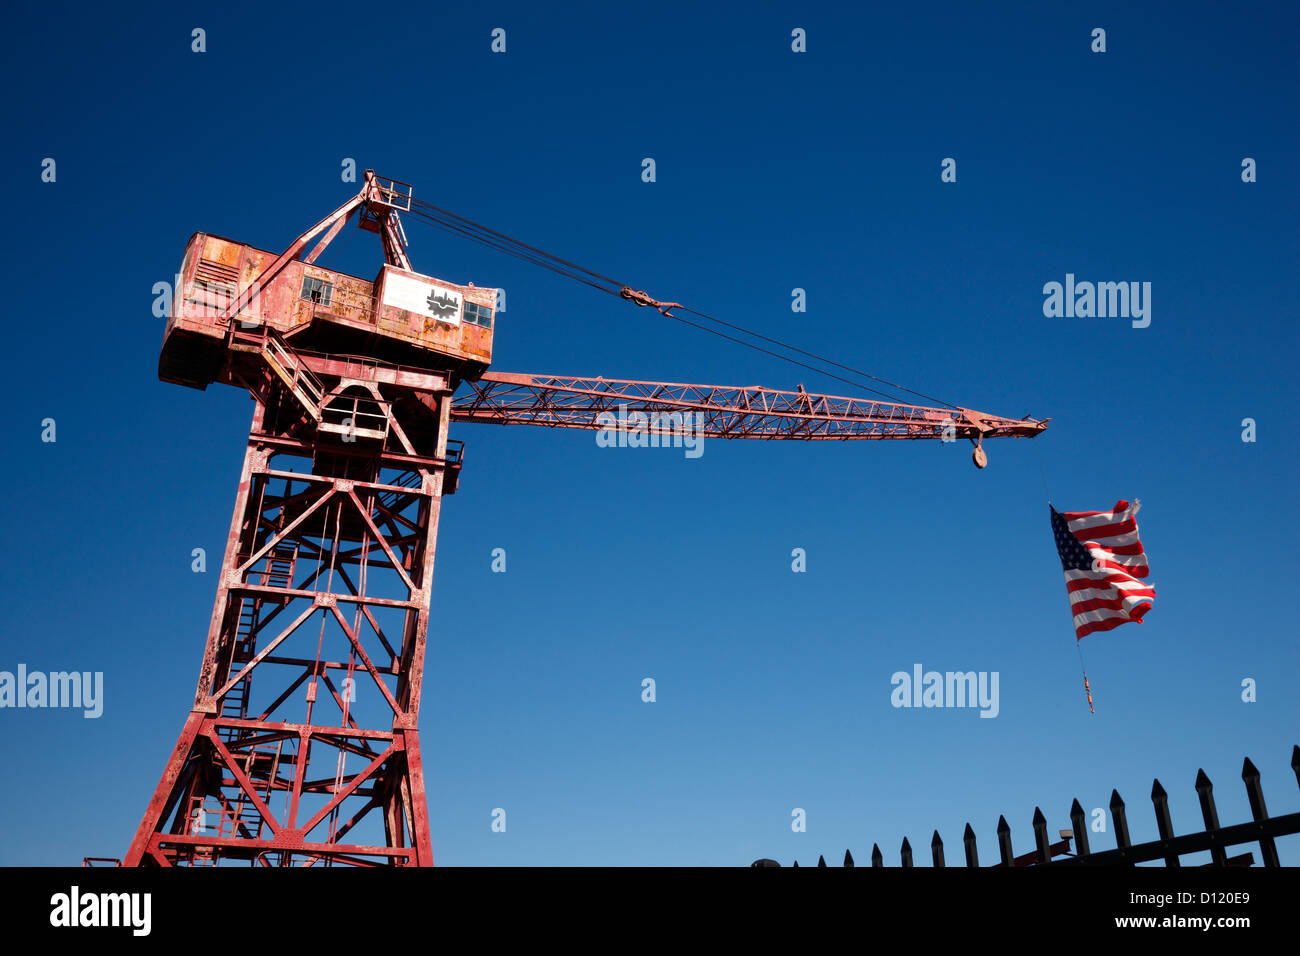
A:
[134, 174, 467, 864]
[452, 372, 1049, 442]
[125, 388, 452, 866]
[161, 234, 494, 388]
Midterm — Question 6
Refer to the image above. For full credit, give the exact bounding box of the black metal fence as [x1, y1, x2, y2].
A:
[752, 744, 1300, 868]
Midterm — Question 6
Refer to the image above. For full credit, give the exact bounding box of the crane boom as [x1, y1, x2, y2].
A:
[452, 372, 1048, 453]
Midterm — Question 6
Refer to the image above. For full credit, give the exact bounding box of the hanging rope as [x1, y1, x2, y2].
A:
[1037, 441, 1095, 715]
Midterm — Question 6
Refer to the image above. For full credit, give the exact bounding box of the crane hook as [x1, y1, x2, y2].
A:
[971, 437, 988, 469]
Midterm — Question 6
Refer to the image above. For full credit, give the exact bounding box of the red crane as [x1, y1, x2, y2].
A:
[116, 171, 1046, 867]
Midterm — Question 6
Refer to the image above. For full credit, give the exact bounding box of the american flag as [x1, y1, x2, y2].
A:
[1051, 499, 1155, 639]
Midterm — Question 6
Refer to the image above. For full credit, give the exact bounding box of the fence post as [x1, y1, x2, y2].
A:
[900, 837, 913, 868]
[963, 822, 978, 867]
[871, 844, 883, 868]
[996, 816, 1014, 867]
[1110, 789, 1131, 861]
[931, 830, 945, 867]
[1195, 769, 1228, 867]
[817, 855, 827, 868]
[1032, 807, 1052, 865]
[844, 849, 855, 868]
[1241, 757, 1280, 868]
[1151, 779, 1180, 867]
[1069, 798, 1091, 858]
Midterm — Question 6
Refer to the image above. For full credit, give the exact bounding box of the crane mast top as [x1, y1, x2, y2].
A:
[160, 173, 496, 392]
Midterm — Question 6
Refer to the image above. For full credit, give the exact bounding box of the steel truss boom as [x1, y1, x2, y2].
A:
[452, 372, 1048, 446]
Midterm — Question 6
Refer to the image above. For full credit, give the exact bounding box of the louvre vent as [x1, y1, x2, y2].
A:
[195, 258, 239, 291]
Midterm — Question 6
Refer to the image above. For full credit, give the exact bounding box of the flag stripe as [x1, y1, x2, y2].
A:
[1075, 615, 1135, 638]
[1065, 501, 1138, 529]
[1071, 594, 1155, 616]
[1066, 580, 1155, 601]
[1074, 520, 1138, 541]
[1081, 531, 1143, 549]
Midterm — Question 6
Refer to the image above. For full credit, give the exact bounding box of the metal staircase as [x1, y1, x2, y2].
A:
[230, 325, 323, 422]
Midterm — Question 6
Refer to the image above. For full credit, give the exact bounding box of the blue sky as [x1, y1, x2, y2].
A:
[1, 1, 1297, 866]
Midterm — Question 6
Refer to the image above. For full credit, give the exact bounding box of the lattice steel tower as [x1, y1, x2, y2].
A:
[126, 173, 488, 865]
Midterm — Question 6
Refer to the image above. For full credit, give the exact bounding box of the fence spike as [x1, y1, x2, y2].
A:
[931, 830, 945, 868]
[1070, 798, 1091, 857]
[1150, 778, 1180, 867]
[1242, 757, 1280, 867]
[1242, 756, 1260, 784]
[871, 843, 883, 868]
[844, 849, 854, 868]
[996, 815, 1014, 867]
[1110, 789, 1131, 854]
[1032, 807, 1051, 865]
[963, 822, 979, 867]
[817, 854, 826, 868]
[900, 837, 913, 868]
[1195, 769, 1227, 867]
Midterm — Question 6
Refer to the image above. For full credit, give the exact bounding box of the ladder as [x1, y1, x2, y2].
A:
[218, 543, 299, 743]
[216, 739, 286, 843]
